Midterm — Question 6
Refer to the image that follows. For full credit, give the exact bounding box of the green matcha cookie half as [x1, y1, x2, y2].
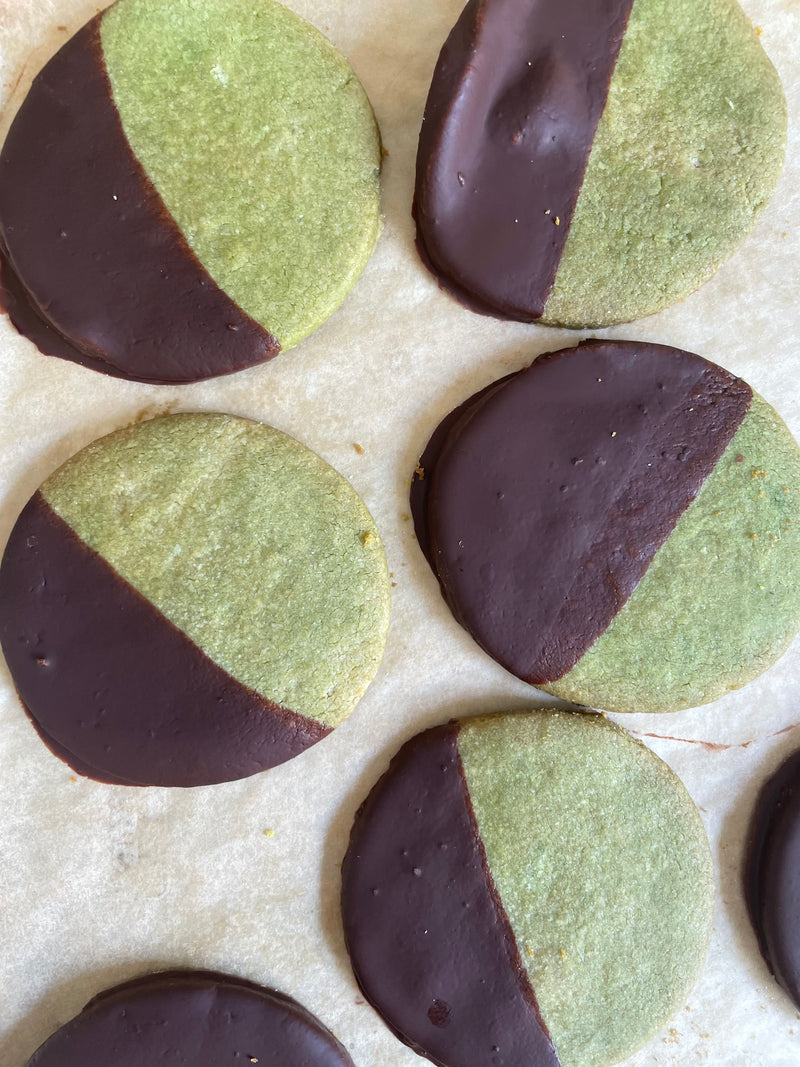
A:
[414, 0, 786, 327]
[342, 710, 714, 1067]
[0, 0, 381, 383]
[411, 340, 800, 714]
[0, 413, 390, 786]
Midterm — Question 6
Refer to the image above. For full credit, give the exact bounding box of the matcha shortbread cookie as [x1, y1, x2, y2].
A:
[745, 749, 800, 1010]
[414, 0, 786, 327]
[0, 414, 390, 786]
[0, 0, 381, 383]
[25, 969, 356, 1066]
[411, 340, 800, 714]
[341, 710, 714, 1067]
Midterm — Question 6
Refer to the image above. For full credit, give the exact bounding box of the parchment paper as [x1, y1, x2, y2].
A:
[1, 0, 800, 1063]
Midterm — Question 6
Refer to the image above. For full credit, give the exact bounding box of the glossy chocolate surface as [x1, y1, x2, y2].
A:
[0, 254, 140, 383]
[410, 375, 514, 566]
[341, 722, 559, 1067]
[25, 969, 355, 1066]
[414, 0, 633, 319]
[746, 749, 800, 1008]
[413, 341, 752, 684]
[0, 493, 328, 786]
[0, 18, 278, 384]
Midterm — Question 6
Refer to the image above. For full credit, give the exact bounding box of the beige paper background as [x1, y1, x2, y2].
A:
[1, 0, 800, 1062]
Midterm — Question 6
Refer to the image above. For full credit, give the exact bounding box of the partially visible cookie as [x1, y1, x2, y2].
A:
[745, 749, 800, 1008]
[0, 413, 390, 786]
[411, 340, 800, 714]
[25, 969, 355, 1066]
[341, 710, 714, 1067]
[414, 0, 786, 327]
[0, 0, 381, 383]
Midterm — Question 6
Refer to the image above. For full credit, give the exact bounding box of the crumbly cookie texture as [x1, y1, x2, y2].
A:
[459, 710, 714, 1067]
[549, 394, 800, 713]
[543, 0, 786, 327]
[101, 0, 382, 348]
[43, 413, 390, 727]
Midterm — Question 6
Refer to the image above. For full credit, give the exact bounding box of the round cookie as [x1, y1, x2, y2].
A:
[341, 710, 714, 1067]
[25, 969, 355, 1066]
[0, 0, 381, 383]
[0, 413, 390, 786]
[414, 0, 786, 327]
[745, 749, 800, 1008]
[411, 340, 800, 714]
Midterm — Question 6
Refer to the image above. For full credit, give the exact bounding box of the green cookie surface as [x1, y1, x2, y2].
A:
[543, 0, 786, 328]
[101, 0, 382, 349]
[42, 413, 390, 728]
[548, 393, 800, 713]
[459, 710, 714, 1067]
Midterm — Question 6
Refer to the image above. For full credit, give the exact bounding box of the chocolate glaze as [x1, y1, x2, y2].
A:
[413, 0, 634, 320]
[0, 493, 329, 787]
[745, 750, 800, 1008]
[414, 341, 752, 685]
[410, 374, 515, 566]
[0, 255, 140, 383]
[26, 716, 135, 787]
[0, 17, 279, 384]
[26, 969, 355, 1067]
[341, 722, 559, 1067]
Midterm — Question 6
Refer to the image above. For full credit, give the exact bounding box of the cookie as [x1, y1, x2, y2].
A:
[0, 413, 390, 786]
[25, 969, 354, 1066]
[414, 0, 786, 327]
[745, 749, 800, 1008]
[411, 340, 800, 714]
[341, 710, 713, 1067]
[0, 0, 381, 383]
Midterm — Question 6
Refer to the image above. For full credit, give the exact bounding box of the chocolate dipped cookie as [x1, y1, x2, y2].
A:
[341, 710, 714, 1067]
[0, 0, 381, 383]
[412, 340, 800, 714]
[745, 749, 800, 1009]
[25, 969, 355, 1066]
[0, 413, 390, 786]
[414, 0, 786, 327]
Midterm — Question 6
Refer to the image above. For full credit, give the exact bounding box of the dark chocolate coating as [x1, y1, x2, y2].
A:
[0, 254, 141, 384]
[413, 340, 751, 684]
[410, 375, 515, 566]
[413, 0, 633, 320]
[341, 723, 559, 1067]
[25, 969, 355, 1066]
[745, 750, 800, 1008]
[0, 493, 328, 787]
[0, 18, 279, 384]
